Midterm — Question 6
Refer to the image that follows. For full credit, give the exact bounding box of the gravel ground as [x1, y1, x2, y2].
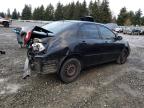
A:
[0, 24, 144, 108]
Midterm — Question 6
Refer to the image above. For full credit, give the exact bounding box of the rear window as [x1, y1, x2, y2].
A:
[42, 21, 75, 34]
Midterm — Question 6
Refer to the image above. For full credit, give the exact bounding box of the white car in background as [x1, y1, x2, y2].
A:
[0, 16, 11, 27]
[115, 27, 123, 33]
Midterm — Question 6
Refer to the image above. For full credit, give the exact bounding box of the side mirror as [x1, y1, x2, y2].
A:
[115, 36, 122, 40]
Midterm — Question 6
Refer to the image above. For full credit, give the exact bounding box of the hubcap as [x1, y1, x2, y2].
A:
[65, 64, 76, 77]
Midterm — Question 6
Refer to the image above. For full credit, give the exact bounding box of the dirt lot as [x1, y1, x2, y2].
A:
[0, 25, 144, 108]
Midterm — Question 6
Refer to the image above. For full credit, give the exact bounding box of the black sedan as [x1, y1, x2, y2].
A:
[24, 20, 130, 83]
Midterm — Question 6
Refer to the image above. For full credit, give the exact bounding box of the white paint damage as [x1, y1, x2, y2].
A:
[0, 77, 23, 95]
[0, 83, 21, 95]
[23, 57, 31, 79]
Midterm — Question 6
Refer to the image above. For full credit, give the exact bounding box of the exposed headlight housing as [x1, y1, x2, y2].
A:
[32, 43, 45, 52]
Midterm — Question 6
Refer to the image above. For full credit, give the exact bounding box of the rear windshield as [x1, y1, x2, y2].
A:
[42, 21, 74, 34]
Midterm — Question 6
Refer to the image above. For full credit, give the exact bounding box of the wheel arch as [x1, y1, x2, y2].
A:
[2, 21, 8, 25]
[125, 47, 130, 56]
[58, 53, 83, 74]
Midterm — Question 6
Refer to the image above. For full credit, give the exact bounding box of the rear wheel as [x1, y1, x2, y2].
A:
[117, 48, 128, 64]
[3, 22, 9, 27]
[58, 58, 81, 83]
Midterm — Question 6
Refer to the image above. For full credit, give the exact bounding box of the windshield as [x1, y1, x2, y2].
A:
[42, 21, 75, 34]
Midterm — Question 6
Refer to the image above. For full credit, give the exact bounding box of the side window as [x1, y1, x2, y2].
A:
[98, 25, 115, 39]
[79, 24, 100, 39]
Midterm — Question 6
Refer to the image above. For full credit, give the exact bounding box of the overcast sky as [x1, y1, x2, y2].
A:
[0, 0, 143, 16]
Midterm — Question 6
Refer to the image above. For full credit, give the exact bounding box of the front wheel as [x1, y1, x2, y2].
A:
[58, 58, 81, 83]
[117, 49, 128, 64]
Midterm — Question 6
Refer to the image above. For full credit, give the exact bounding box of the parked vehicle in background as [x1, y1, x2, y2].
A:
[131, 27, 141, 35]
[23, 20, 130, 83]
[0, 16, 11, 27]
[123, 26, 142, 35]
[140, 28, 144, 35]
[123, 27, 133, 35]
[105, 23, 118, 31]
[126, 27, 133, 35]
[115, 27, 123, 33]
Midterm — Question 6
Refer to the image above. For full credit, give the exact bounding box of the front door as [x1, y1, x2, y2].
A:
[98, 25, 124, 63]
[78, 24, 104, 66]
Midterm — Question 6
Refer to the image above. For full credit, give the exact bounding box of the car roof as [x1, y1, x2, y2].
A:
[55, 20, 105, 26]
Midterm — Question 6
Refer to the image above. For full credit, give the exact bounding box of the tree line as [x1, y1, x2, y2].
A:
[0, 8, 20, 19]
[0, 0, 144, 25]
[117, 7, 144, 26]
[1, 0, 112, 23]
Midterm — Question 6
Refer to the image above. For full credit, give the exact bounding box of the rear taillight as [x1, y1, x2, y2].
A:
[24, 31, 32, 45]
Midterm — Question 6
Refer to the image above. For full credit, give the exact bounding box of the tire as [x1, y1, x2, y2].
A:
[58, 58, 81, 83]
[117, 48, 128, 64]
[3, 22, 9, 27]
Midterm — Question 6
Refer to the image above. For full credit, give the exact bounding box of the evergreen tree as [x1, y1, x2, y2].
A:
[7, 8, 11, 18]
[133, 9, 142, 25]
[39, 5, 45, 20]
[117, 7, 128, 25]
[89, 0, 100, 22]
[5, 1, 114, 22]
[117, 8, 144, 26]
[63, 2, 75, 20]
[111, 16, 117, 23]
[33, 5, 45, 20]
[100, 0, 112, 23]
[63, 4, 70, 19]
[73, 1, 81, 20]
[45, 4, 54, 21]
[32, 7, 39, 20]
[17, 12, 20, 19]
[21, 5, 32, 20]
[0, 12, 5, 18]
[55, 2, 63, 20]
[12, 9, 18, 19]
[127, 11, 135, 25]
[80, 0, 88, 17]
[69, 2, 75, 19]
[89, 0, 93, 15]
[141, 17, 144, 25]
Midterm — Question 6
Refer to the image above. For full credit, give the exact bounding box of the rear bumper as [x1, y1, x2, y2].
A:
[30, 56, 59, 74]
